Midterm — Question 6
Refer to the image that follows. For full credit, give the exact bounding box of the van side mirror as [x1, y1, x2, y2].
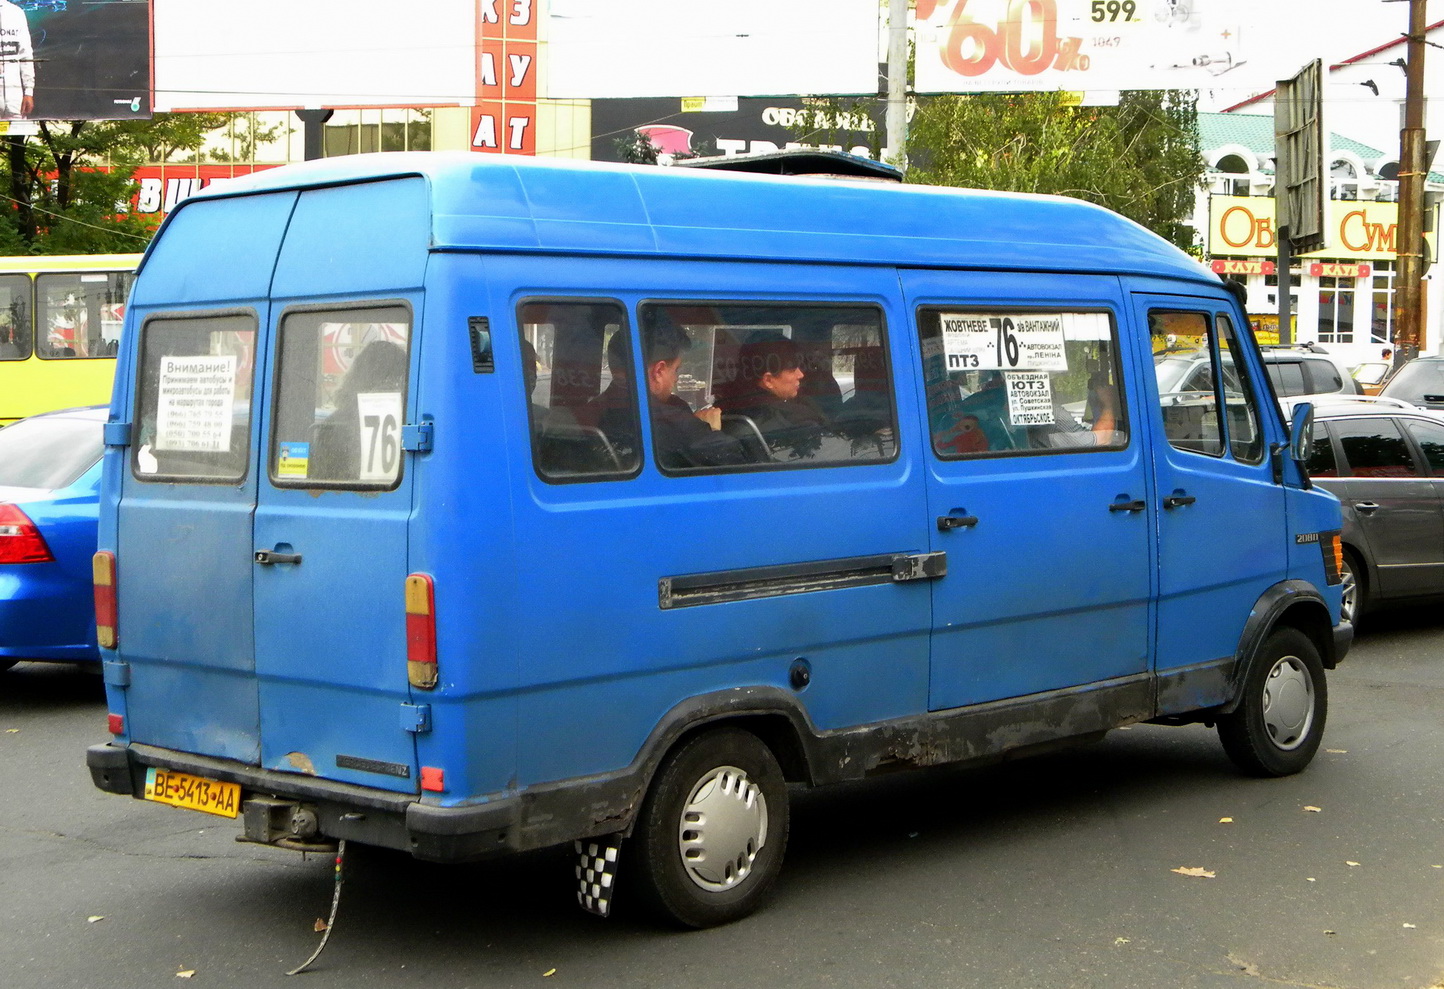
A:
[1289, 402, 1314, 464]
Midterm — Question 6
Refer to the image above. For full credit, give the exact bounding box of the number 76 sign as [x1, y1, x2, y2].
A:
[915, 0, 1258, 94]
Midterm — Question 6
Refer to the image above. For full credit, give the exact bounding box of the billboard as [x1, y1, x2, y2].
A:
[914, 0, 1370, 97]
[590, 97, 882, 163]
[153, 0, 476, 111]
[546, 0, 881, 99]
[4, 0, 150, 120]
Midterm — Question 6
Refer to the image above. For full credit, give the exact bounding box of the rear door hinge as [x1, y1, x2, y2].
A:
[103, 421, 131, 447]
[102, 660, 131, 687]
[400, 702, 432, 734]
[402, 417, 434, 453]
[891, 551, 947, 582]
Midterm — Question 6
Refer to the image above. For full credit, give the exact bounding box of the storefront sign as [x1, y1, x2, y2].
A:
[1208, 196, 1435, 262]
[1309, 262, 1372, 278]
[1210, 259, 1276, 276]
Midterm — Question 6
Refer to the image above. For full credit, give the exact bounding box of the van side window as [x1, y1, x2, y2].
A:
[133, 312, 257, 482]
[638, 302, 897, 472]
[270, 305, 411, 489]
[918, 308, 1127, 457]
[520, 300, 642, 481]
[1217, 314, 1265, 465]
[1152, 310, 1225, 457]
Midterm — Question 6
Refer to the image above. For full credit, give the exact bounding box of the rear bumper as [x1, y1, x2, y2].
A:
[86, 741, 641, 862]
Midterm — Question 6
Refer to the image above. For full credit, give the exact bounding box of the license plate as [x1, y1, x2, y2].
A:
[143, 767, 241, 818]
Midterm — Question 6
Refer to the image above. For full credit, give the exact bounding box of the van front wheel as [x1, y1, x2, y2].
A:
[631, 728, 789, 928]
[1217, 628, 1327, 777]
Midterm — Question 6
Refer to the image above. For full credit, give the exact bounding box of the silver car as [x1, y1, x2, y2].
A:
[1305, 399, 1444, 625]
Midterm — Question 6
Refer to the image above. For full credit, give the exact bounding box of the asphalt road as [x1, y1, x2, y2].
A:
[2, 612, 1442, 989]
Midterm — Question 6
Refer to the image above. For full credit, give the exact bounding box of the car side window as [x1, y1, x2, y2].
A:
[1152, 310, 1223, 456]
[1307, 425, 1339, 477]
[1306, 358, 1345, 393]
[1217, 314, 1264, 465]
[920, 308, 1126, 458]
[1333, 417, 1420, 478]
[270, 304, 412, 490]
[1267, 361, 1308, 398]
[641, 302, 897, 473]
[133, 312, 257, 483]
[518, 300, 641, 483]
[1404, 417, 1444, 473]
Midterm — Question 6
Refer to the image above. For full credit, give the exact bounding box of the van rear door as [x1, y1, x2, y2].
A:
[249, 179, 431, 792]
[114, 192, 298, 763]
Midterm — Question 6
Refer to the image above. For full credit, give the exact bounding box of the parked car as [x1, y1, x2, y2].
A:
[1350, 360, 1393, 396]
[1155, 343, 1360, 406]
[1301, 397, 1444, 625]
[0, 405, 104, 671]
[1378, 354, 1444, 411]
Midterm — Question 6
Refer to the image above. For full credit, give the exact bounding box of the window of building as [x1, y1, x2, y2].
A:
[1318, 275, 1357, 344]
[324, 109, 433, 157]
[920, 308, 1126, 458]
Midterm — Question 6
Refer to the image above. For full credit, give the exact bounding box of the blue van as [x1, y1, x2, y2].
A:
[87, 152, 1349, 928]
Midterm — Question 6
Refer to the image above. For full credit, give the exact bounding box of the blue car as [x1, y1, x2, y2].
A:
[0, 405, 104, 671]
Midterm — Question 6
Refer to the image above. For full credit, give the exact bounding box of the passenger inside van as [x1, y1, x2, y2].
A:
[719, 332, 826, 460]
[643, 319, 748, 470]
[311, 339, 408, 481]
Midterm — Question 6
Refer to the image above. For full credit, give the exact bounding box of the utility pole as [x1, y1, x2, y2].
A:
[885, 0, 908, 171]
[1393, 0, 1428, 367]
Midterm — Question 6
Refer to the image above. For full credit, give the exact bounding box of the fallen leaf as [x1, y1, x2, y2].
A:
[1324, 930, 1337, 936]
[1403, 923, 1417, 929]
[543, 969, 557, 977]
[1114, 937, 1130, 945]
[1325, 748, 1347, 754]
[1307, 878, 1317, 882]
[1172, 866, 1216, 878]
[1303, 806, 1322, 813]
[313, 918, 328, 932]
[87, 915, 104, 923]
[1346, 861, 1360, 867]
[176, 971, 195, 980]
[4, 728, 18, 734]
[1219, 817, 1234, 824]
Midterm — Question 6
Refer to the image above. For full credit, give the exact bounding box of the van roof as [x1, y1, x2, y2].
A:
[177, 151, 1215, 283]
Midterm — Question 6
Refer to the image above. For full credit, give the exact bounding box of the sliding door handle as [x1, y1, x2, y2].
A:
[1109, 499, 1146, 513]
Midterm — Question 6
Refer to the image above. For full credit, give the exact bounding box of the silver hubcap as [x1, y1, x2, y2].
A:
[1261, 655, 1315, 751]
[677, 765, 768, 892]
[1339, 560, 1358, 625]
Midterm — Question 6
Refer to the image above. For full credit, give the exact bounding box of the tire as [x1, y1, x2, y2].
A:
[1339, 550, 1366, 627]
[631, 727, 789, 928]
[1218, 627, 1327, 777]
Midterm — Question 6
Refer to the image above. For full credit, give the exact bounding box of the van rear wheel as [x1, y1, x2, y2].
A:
[1217, 627, 1326, 777]
[631, 728, 788, 928]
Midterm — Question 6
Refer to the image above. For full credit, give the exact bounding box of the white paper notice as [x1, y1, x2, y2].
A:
[154, 355, 236, 452]
[355, 391, 403, 483]
[1005, 371, 1055, 426]
[939, 313, 1069, 372]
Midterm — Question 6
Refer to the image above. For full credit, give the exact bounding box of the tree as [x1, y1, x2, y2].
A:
[903, 90, 1203, 251]
[0, 111, 262, 255]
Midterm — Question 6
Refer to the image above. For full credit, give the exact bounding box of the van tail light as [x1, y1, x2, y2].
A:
[93, 551, 119, 649]
[405, 573, 438, 689]
[0, 503, 53, 563]
[1321, 531, 1344, 586]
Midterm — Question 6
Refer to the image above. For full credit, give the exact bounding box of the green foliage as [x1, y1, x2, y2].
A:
[903, 90, 1203, 250]
[0, 112, 269, 255]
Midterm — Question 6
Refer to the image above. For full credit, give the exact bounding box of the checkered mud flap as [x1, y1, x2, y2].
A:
[574, 835, 622, 917]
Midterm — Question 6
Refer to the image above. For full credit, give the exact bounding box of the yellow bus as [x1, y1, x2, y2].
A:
[0, 254, 142, 424]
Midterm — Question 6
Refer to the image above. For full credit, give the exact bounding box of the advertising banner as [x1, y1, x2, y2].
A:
[915, 0, 1354, 96]
[4, 0, 150, 120]
[1208, 195, 1437, 263]
[591, 97, 881, 162]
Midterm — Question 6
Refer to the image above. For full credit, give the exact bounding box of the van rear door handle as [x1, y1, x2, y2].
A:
[937, 514, 979, 531]
[1163, 494, 1197, 510]
[254, 550, 302, 565]
[1109, 499, 1146, 513]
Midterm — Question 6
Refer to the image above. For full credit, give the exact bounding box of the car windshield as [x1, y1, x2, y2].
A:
[1382, 360, 1444, 403]
[0, 414, 103, 489]
[1155, 354, 1204, 393]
